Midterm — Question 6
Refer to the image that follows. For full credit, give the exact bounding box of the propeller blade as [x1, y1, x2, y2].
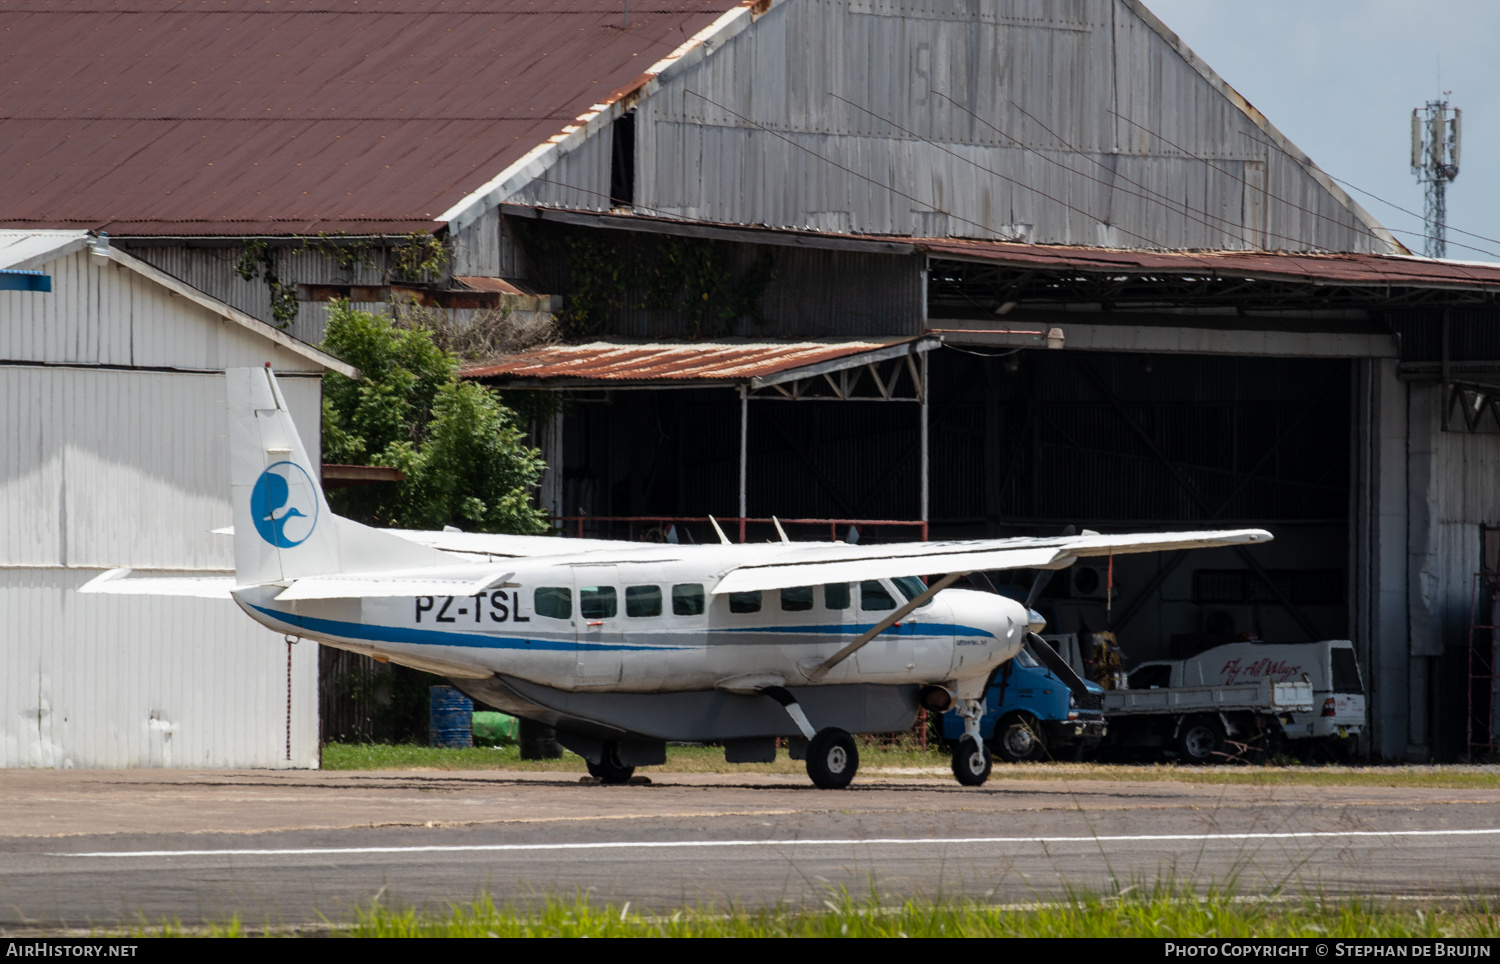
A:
[1026, 632, 1093, 699]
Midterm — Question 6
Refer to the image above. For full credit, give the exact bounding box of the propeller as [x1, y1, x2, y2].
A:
[1025, 632, 1093, 699]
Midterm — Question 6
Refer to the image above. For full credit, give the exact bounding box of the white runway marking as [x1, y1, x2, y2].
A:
[55, 826, 1500, 859]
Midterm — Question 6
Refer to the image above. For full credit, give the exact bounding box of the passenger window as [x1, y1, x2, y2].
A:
[729, 590, 762, 614]
[626, 585, 662, 617]
[824, 583, 850, 610]
[860, 580, 896, 611]
[781, 586, 814, 612]
[672, 584, 705, 616]
[579, 586, 617, 619]
[534, 586, 572, 620]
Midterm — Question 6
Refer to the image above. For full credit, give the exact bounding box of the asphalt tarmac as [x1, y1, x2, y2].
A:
[3, 767, 1499, 929]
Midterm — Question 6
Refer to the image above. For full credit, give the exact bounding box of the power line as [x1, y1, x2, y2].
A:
[1110, 110, 1391, 250]
[682, 89, 1024, 243]
[826, 92, 1181, 255]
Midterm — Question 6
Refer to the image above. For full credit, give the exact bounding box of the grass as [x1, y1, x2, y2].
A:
[126, 887, 1500, 937]
[320, 742, 1500, 789]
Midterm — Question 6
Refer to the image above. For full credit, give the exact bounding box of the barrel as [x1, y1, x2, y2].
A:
[428, 685, 474, 748]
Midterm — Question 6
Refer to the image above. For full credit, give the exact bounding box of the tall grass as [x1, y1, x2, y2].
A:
[339, 887, 1500, 938]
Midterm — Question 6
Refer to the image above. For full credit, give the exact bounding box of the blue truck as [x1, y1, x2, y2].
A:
[941, 636, 1108, 762]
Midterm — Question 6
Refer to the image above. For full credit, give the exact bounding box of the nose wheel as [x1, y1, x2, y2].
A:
[951, 696, 991, 786]
[952, 737, 993, 786]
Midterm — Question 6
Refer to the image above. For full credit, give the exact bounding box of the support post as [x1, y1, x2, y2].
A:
[738, 385, 748, 544]
[920, 351, 930, 541]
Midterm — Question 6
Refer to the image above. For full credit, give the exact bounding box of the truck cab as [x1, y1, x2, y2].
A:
[942, 637, 1107, 762]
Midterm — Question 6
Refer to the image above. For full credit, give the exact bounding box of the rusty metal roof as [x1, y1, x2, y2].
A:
[463, 337, 937, 387]
[0, 0, 741, 235]
[915, 238, 1500, 292]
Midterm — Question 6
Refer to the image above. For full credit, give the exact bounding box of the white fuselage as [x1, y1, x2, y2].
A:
[232, 544, 1026, 694]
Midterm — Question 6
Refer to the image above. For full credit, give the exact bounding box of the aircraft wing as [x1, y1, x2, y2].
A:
[710, 528, 1271, 595]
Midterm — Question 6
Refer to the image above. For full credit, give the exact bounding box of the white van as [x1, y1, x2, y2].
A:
[1127, 640, 1365, 760]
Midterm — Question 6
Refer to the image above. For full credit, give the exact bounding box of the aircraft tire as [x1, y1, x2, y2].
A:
[952, 737, 993, 786]
[586, 743, 636, 785]
[805, 728, 858, 789]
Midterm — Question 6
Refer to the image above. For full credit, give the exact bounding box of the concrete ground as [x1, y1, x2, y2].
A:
[3, 767, 1499, 930]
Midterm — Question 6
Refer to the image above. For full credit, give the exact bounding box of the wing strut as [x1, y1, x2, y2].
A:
[806, 572, 965, 682]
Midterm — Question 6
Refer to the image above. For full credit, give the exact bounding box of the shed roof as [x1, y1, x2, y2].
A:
[0, 0, 742, 235]
[463, 337, 938, 388]
[915, 238, 1500, 293]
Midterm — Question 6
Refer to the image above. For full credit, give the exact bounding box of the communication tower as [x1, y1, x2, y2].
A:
[1411, 99, 1462, 258]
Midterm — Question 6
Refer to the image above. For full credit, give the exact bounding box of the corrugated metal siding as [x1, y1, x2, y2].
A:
[1, 249, 330, 371]
[0, 567, 318, 769]
[126, 244, 395, 347]
[510, 0, 1389, 254]
[0, 367, 321, 570]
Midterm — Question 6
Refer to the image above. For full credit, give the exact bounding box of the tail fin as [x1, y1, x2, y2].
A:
[228, 366, 454, 586]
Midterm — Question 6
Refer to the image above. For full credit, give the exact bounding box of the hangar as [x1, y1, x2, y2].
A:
[5, 0, 1499, 763]
[0, 232, 347, 767]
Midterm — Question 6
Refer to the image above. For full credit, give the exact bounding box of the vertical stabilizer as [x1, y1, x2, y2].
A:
[227, 366, 455, 586]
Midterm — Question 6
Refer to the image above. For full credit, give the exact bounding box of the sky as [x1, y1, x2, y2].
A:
[1143, 0, 1500, 262]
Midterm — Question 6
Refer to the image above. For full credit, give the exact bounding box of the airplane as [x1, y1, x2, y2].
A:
[82, 365, 1273, 789]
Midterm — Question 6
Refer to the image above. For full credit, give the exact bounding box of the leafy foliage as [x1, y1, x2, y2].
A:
[320, 302, 548, 534]
[522, 225, 776, 339]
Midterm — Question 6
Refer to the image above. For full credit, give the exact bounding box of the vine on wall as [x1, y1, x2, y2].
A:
[232, 232, 451, 329]
[524, 225, 776, 339]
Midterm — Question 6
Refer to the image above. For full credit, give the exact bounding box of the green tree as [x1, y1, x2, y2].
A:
[320, 301, 548, 534]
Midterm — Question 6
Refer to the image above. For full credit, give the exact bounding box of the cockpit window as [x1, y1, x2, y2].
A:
[891, 576, 933, 608]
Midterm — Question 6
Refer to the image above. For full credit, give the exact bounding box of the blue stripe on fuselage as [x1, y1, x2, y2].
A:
[712, 622, 995, 638]
[248, 604, 994, 651]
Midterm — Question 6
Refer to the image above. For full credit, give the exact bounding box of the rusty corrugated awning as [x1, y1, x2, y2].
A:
[913, 238, 1500, 292]
[462, 337, 940, 389]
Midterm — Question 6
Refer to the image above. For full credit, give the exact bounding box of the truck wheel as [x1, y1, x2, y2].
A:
[806, 727, 859, 789]
[586, 742, 635, 785]
[952, 737, 993, 786]
[993, 715, 1046, 763]
[1174, 717, 1225, 765]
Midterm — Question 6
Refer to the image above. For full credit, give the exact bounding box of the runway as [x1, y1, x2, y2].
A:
[3, 768, 1498, 928]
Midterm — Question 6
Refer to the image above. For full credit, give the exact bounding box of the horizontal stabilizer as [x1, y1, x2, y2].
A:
[78, 569, 235, 599]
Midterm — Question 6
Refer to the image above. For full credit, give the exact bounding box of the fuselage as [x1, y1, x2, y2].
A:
[231, 543, 1027, 693]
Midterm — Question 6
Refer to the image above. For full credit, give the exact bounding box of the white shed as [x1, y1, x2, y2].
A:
[0, 232, 354, 768]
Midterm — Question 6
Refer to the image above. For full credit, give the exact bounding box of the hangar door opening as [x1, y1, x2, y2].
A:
[928, 349, 1351, 666]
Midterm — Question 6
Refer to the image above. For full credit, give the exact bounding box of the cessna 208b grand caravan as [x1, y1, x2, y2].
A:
[83, 366, 1272, 788]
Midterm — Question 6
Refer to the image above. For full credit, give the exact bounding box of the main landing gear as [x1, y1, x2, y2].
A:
[805, 727, 859, 789]
[585, 742, 635, 785]
[950, 697, 992, 786]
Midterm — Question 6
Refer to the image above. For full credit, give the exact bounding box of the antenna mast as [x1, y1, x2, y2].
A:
[1411, 98, 1462, 258]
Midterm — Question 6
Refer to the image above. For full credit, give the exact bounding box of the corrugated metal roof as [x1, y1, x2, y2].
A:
[0, 0, 741, 235]
[915, 238, 1500, 292]
[463, 337, 934, 385]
